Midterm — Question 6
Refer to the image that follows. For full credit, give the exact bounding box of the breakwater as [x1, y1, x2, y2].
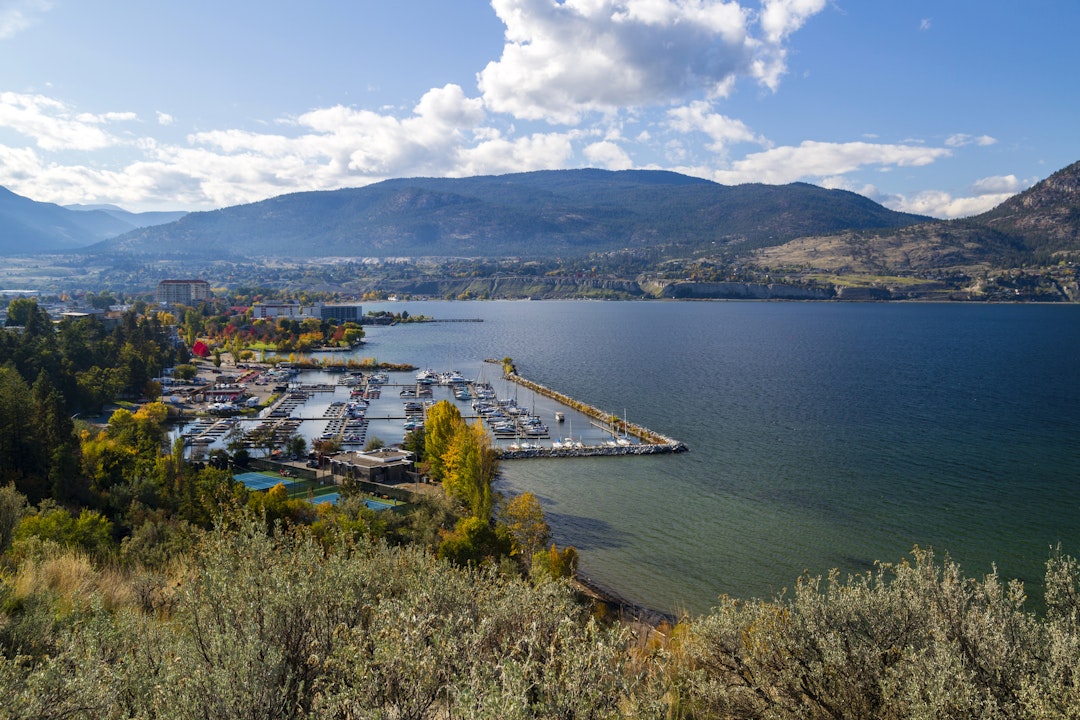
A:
[498, 370, 688, 458]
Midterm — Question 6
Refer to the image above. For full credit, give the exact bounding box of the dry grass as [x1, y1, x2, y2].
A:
[11, 549, 140, 614]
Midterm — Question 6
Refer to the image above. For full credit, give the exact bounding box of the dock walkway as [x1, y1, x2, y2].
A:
[498, 371, 687, 458]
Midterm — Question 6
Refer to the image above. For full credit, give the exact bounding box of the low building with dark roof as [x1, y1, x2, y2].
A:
[328, 448, 416, 486]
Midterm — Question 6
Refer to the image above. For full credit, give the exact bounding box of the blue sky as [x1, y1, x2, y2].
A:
[1, 0, 1077, 218]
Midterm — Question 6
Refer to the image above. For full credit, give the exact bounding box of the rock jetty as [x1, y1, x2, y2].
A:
[497, 370, 688, 459]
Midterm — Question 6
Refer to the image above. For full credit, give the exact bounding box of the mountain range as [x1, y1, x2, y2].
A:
[0, 188, 186, 255]
[2, 162, 1078, 274]
[86, 169, 931, 260]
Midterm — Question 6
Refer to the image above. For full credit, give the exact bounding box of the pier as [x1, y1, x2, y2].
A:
[497, 370, 687, 458]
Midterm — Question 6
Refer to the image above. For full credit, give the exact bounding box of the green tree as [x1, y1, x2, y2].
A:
[402, 426, 425, 463]
[285, 433, 307, 459]
[5, 297, 40, 327]
[436, 515, 512, 567]
[0, 483, 28, 555]
[75, 365, 127, 413]
[13, 504, 115, 558]
[172, 363, 198, 381]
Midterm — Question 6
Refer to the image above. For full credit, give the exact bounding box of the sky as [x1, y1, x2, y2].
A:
[0, 1, 1077, 218]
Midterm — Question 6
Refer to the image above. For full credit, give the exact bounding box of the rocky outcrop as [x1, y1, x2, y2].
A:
[656, 281, 834, 300]
[498, 442, 687, 460]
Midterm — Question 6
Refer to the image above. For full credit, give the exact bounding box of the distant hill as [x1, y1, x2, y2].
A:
[755, 161, 1080, 272]
[64, 203, 188, 230]
[0, 187, 188, 255]
[89, 169, 932, 260]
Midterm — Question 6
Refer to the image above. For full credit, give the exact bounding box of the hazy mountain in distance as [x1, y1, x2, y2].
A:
[0, 186, 188, 255]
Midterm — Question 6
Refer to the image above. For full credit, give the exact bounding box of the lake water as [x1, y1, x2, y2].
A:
[333, 300, 1080, 616]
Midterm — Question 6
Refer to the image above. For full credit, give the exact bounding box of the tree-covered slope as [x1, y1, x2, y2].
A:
[91, 169, 932, 260]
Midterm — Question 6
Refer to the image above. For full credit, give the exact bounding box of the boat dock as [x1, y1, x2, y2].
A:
[497, 370, 687, 459]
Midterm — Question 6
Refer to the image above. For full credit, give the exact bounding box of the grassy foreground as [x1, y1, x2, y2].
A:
[1, 510, 1078, 719]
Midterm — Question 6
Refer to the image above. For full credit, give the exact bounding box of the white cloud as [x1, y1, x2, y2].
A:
[867, 173, 1034, 220]
[759, 0, 828, 43]
[584, 139, 633, 169]
[458, 131, 577, 177]
[919, 18, 931, 31]
[157, 111, 175, 126]
[413, 84, 487, 128]
[0, 92, 132, 150]
[478, 0, 824, 124]
[702, 140, 951, 185]
[971, 174, 1023, 194]
[888, 189, 1015, 219]
[667, 100, 766, 154]
[0, 0, 51, 39]
[945, 133, 996, 148]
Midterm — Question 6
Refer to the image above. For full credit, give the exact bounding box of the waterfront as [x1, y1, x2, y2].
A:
[324, 300, 1080, 616]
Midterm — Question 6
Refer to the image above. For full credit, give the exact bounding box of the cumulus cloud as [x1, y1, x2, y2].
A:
[0, 0, 51, 39]
[584, 139, 634, 169]
[888, 189, 1015, 219]
[478, 0, 824, 124]
[0, 92, 133, 150]
[701, 140, 951, 185]
[971, 174, 1023, 194]
[865, 173, 1033, 219]
[458, 131, 577, 176]
[0, 83, 583, 210]
[0, 3, 979, 217]
[759, 0, 828, 43]
[667, 100, 766, 154]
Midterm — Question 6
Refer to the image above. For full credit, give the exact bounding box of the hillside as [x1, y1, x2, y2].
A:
[754, 160, 1080, 273]
[0, 188, 188, 254]
[973, 159, 1080, 258]
[89, 169, 931, 260]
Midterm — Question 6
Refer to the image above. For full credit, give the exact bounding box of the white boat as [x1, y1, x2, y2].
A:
[554, 411, 565, 422]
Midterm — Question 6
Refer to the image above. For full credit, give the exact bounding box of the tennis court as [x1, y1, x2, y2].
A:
[233, 472, 402, 511]
[305, 494, 396, 510]
[233, 471, 302, 491]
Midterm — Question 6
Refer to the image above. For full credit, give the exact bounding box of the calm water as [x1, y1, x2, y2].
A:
[339, 301, 1080, 615]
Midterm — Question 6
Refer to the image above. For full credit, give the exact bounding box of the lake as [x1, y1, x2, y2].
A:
[332, 300, 1080, 616]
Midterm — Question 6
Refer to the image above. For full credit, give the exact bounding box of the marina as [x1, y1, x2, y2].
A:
[178, 361, 686, 461]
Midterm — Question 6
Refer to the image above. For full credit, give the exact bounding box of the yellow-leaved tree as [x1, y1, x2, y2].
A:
[442, 420, 498, 520]
[423, 400, 462, 483]
[498, 491, 552, 569]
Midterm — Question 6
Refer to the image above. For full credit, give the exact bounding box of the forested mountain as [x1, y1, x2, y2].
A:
[0, 187, 187, 254]
[89, 169, 931, 260]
